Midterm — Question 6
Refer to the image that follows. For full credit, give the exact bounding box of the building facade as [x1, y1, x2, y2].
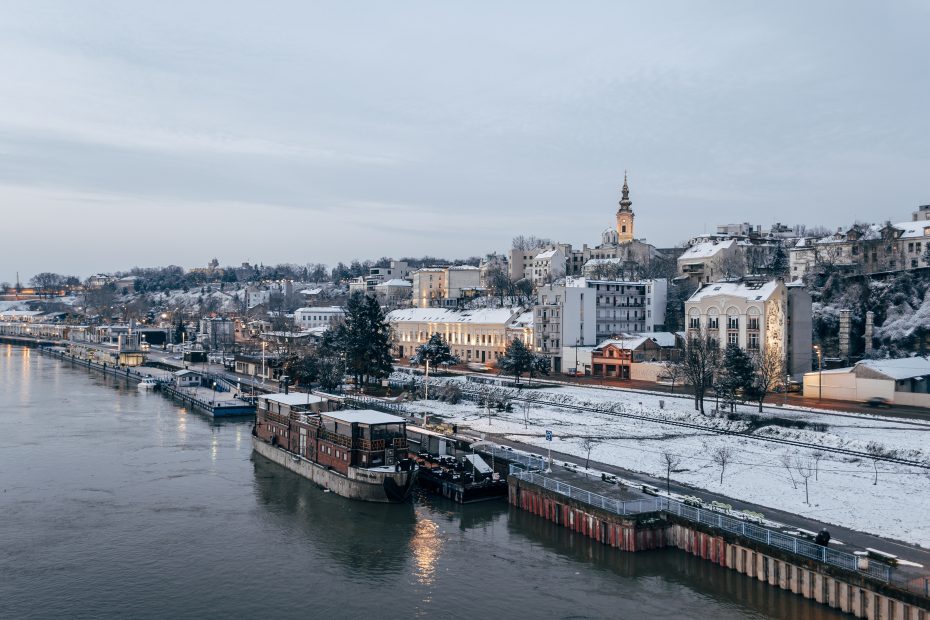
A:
[411, 266, 481, 308]
[685, 278, 812, 381]
[294, 306, 345, 331]
[386, 307, 532, 366]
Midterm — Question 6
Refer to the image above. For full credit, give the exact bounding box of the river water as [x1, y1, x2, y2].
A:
[0, 346, 844, 619]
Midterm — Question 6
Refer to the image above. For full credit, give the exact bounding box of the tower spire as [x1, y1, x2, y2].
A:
[618, 171, 632, 212]
[615, 171, 634, 243]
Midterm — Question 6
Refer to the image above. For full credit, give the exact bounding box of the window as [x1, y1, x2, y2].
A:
[748, 317, 760, 330]
[728, 316, 739, 329]
[708, 317, 719, 329]
[689, 317, 700, 329]
[728, 331, 738, 345]
[747, 332, 759, 351]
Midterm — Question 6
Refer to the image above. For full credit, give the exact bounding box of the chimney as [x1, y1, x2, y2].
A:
[864, 311, 874, 355]
[839, 309, 851, 360]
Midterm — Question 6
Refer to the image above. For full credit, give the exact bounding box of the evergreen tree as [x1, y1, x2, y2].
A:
[411, 333, 460, 368]
[769, 242, 788, 276]
[340, 292, 393, 387]
[717, 343, 754, 410]
[497, 338, 541, 384]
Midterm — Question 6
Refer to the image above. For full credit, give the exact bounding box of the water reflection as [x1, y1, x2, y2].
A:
[410, 512, 441, 585]
[251, 453, 416, 578]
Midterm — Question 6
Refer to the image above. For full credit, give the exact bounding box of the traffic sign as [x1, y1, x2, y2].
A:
[545, 430, 552, 441]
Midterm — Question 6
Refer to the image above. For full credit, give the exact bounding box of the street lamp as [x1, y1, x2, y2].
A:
[261, 341, 266, 385]
[814, 344, 823, 400]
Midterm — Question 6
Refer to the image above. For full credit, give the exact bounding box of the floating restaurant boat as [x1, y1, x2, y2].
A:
[252, 392, 417, 503]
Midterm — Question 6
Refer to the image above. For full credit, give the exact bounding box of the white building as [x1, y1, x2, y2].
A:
[567, 277, 667, 340]
[294, 306, 345, 331]
[374, 278, 412, 305]
[508, 244, 570, 281]
[530, 248, 566, 286]
[246, 287, 271, 309]
[386, 307, 531, 366]
[534, 283, 596, 373]
[803, 357, 930, 407]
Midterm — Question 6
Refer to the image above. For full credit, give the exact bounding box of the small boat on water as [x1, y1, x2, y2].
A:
[137, 377, 158, 390]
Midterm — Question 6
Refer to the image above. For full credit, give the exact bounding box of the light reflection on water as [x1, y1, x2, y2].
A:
[410, 510, 442, 586]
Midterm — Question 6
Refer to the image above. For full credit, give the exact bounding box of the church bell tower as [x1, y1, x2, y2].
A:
[615, 172, 634, 243]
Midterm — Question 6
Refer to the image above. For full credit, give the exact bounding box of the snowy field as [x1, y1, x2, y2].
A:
[399, 375, 930, 548]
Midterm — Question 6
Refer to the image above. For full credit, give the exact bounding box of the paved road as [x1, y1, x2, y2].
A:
[486, 432, 930, 578]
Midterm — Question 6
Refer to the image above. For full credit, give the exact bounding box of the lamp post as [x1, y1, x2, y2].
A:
[814, 344, 823, 400]
[261, 341, 266, 385]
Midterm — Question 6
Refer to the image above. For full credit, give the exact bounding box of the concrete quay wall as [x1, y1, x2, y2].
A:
[510, 476, 930, 620]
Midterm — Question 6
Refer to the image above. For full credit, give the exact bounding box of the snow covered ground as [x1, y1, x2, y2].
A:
[399, 375, 930, 547]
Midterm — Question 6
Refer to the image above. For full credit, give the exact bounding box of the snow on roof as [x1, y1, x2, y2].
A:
[855, 357, 930, 381]
[322, 409, 406, 425]
[295, 306, 344, 312]
[509, 311, 534, 329]
[644, 331, 678, 347]
[299, 288, 323, 295]
[377, 279, 412, 287]
[679, 239, 735, 261]
[386, 308, 521, 325]
[448, 265, 479, 271]
[594, 336, 651, 351]
[584, 258, 624, 267]
[892, 221, 930, 239]
[261, 392, 327, 405]
[534, 249, 558, 259]
[687, 279, 781, 303]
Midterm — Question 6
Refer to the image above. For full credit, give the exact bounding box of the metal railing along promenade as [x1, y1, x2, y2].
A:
[510, 468, 893, 583]
[481, 445, 548, 472]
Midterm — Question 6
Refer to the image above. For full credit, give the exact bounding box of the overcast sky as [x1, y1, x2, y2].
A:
[2, 1, 928, 283]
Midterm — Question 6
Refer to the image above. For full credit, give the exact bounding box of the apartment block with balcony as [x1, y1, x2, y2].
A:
[534, 283, 596, 373]
[564, 276, 667, 341]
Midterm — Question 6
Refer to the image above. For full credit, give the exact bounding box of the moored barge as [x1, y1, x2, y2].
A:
[253, 392, 417, 503]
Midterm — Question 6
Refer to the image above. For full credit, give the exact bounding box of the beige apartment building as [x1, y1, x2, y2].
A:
[411, 266, 482, 308]
[685, 278, 812, 380]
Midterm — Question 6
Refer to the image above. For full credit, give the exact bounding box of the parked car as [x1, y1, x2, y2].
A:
[866, 397, 890, 408]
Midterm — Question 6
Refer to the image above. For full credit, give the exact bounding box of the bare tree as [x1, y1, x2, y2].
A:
[511, 235, 552, 251]
[679, 332, 721, 414]
[711, 446, 734, 484]
[781, 453, 798, 489]
[580, 437, 599, 472]
[660, 451, 681, 496]
[662, 359, 684, 394]
[795, 458, 814, 505]
[865, 442, 887, 485]
[811, 450, 825, 481]
[752, 348, 784, 412]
